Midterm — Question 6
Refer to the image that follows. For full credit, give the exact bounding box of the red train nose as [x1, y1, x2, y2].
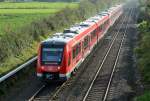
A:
[41, 65, 60, 72]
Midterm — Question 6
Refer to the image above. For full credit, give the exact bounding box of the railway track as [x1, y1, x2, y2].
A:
[49, 7, 137, 101]
[82, 8, 134, 101]
[105, 8, 139, 101]
[28, 82, 63, 101]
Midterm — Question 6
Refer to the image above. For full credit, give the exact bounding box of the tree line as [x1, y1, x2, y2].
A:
[134, 0, 150, 100]
[135, 0, 150, 85]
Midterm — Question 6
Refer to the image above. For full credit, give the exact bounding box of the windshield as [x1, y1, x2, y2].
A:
[41, 48, 63, 65]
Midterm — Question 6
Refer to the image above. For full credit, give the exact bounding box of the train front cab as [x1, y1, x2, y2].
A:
[37, 42, 70, 81]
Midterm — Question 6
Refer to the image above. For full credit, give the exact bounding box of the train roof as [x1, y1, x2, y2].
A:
[86, 15, 106, 24]
[42, 20, 96, 44]
[42, 21, 96, 44]
[43, 34, 72, 45]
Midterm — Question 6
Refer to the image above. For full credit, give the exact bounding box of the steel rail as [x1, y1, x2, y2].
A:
[27, 81, 67, 101]
[102, 8, 134, 101]
[28, 84, 46, 101]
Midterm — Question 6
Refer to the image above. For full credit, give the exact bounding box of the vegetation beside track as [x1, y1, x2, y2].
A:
[0, 0, 123, 76]
[134, 0, 150, 100]
[0, 2, 78, 75]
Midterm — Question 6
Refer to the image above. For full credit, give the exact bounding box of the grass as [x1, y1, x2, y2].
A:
[0, 41, 38, 75]
[0, 2, 78, 9]
[134, 91, 150, 101]
[0, 9, 59, 14]
[0, 2, 78, 36]
[0, 14, 49, 36]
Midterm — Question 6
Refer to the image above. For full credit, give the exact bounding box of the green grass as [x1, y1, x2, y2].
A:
[0, 41, 38, 75]
[0, 9, 59, 14]
[0, 2, 78, 9]
[0, 2, 78, 36]
[0, 14, 48, 36]
[134, 91, 150, 101]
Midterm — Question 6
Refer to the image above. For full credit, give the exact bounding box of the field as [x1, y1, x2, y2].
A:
[0, 2, 78, 9]
[0, 2, 78, 36]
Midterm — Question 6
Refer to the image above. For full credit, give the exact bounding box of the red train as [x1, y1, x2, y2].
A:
[37, 4, 123, 81]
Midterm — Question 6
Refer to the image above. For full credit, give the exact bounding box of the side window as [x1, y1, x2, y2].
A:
[72, 48, 76, 59]
[84, 36, 89, 49]
[94, 30, 96, 37]
[78, 43, 81, 54]
[105, 20, 108, 27]
[91, 30, 96, 41]
[104, 21, 106, 29]
[68, 53, 71, 66]
[101, 23, 104, 31]
[72, 42, 81, 59]
[76, 45, 78, 56]
[75, 42, 81, 56]
[107, 20, 109, 24]
[99, 25, 102, 31]
[91, 32, 93, 40]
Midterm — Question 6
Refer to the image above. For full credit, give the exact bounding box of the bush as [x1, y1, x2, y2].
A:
[134, 91, 150, 101]
[134, 2, 150, 100]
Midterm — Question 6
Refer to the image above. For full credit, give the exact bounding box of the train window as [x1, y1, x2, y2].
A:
[104, 22, 106, 28]
[91, 32, 93, 40]
[107, 20, 109, 24]
[41, 48, 63, 65]
[78, 42, 81, 53]
[94, 30, 96, 36]
[72, 42, 81, 59]
[99, 25, 103, 31]
[68, 53, 71, 66]
[75, 45, 78, 56]
[73, 48, 76, 59]
[84, 36, 89, 49]
[76, 42, 81, 56]
[105, 20, 107, 26]
[101, 23, 104, 31]
[91, 30, 96, 40]
[106, 20, 109, 25]
[105, 21, 107, 27]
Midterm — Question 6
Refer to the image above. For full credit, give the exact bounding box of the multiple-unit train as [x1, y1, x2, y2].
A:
[37, 4, 123, 81]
